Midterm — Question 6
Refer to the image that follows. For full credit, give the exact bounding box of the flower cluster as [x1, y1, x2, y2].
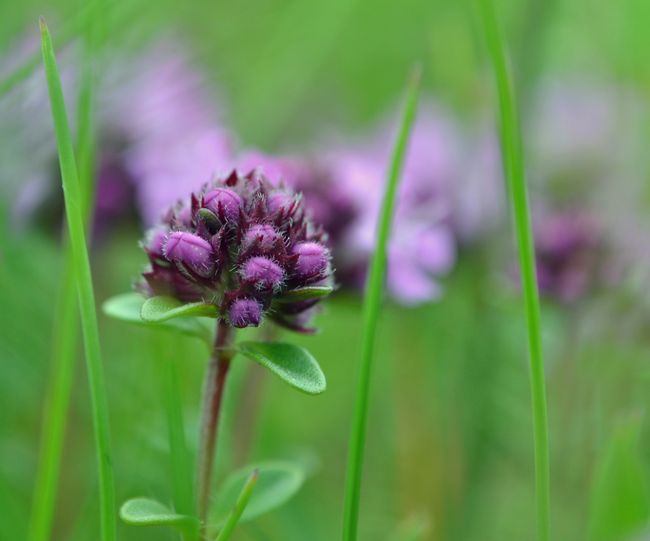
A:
[140, 170, 333, 331]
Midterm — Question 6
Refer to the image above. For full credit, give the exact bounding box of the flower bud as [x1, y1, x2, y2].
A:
[267, 191, 295, 215]
[228, 298, 262, 328]
[241, 256, 284, 291]
[145, 227, 168, 261]
[164, 231, 215, 277]
[243, 224, 282, 251]
[292, 242, 329, 278]
[204, 188, 243, 222]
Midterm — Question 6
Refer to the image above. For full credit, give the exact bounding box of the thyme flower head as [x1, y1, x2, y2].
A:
[140, 169, 333, 332]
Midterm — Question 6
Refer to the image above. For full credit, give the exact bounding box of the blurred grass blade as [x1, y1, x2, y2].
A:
[476, 1, 550, 540]
[27, 265, 79, 541]
[588, 418, 649, 541]
[158, 340, 194, 518]
[341, 66, 421, 541]
[0, 0, 134, 98]
[39, 18, 116, 541]
[214, 470, 259, 541]
[28, 9, 101, 541]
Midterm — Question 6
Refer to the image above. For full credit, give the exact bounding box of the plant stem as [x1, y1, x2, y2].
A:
[341, 66, 421, 541]
[477, 1, 550, 540]
[197, 320, 234, 536]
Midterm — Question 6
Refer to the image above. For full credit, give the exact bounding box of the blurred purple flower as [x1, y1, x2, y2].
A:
[532, 209, 605, 303]
[235, 104, 467, 305]
[3, 37, 236, 235]
[110, 41, 236, 225]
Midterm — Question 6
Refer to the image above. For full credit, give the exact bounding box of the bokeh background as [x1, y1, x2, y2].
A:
[2, 0, 650, 539]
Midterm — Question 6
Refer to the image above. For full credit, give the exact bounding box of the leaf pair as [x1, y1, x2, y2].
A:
[120, 461, 306, 540]
[102, 293, 327, 394]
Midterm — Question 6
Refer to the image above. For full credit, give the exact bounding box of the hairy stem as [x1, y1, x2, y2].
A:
[197, 321, 234, 535]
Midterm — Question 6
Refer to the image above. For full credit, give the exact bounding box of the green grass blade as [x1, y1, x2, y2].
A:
[214, 470, 259, 541]
[162, 350, 195, 518]
[27, 265, 79, 541]
[27, 10, 101, 541]
[341, 66, 421, 541]
[39, 18, 116, 541]
[476, 1, 550, 540]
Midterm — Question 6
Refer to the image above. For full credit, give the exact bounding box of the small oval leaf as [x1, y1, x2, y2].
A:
[120, 498, 199, 534]
[102, 293, 213, 344]
[235, 342, 326, 394]
[273, 285, 334, 303]
[141, 296, 219, 322]
[102, 292, 147, 324]
[210, 461, 305, 529]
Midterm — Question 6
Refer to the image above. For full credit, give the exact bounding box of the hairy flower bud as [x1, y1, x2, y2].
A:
[292, 242, 329, 279]
[139, 170, 333, 330]
[267, 190, 295, 215]
[203, 188, 242, 222]
[144, 227, 168, 261]
[228, 298, 262, 328]
[241, 256, 284, 291]
[243, 224, 282, 252]
[163, 232, 215, 277]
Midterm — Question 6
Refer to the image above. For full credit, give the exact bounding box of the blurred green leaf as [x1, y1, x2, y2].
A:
[102, 293, 213, 344]
[210, 461, 305, 528]
[234, 342, 326, 394]
[391, 514, 430, 541]
[141, 295, 218, 322]
[119, 498, 199, 536]
[273, 285, 334, 303]
[588, 418, 649, 541]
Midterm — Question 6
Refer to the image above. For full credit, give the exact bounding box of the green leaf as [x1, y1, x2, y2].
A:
[210, 462, 305, 528]
[273, 285, 334, 303]
[102, 293, 213, 345]
[120, 498, 199, 536]
[588, 419, 649, 541]
[141, 296, 218, 322]
[234, 342, 326, 394]
[214, 470, 259, 541]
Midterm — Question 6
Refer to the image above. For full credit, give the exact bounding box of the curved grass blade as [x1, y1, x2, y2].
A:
[214, 470, 259, 541]
[476, 1, 550, 539]
[27, 9, 103, 541]
[39, 18, 115, 541]
[341, 66, 421, 541]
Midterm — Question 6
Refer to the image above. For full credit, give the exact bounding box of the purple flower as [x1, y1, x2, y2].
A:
[141, 170, 333, 331]
[233, 106, 463, 305]
[532, 208, 605, 303]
